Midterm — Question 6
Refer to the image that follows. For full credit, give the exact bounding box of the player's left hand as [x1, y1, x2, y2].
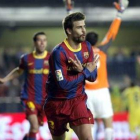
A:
[69, 54, 83, 72]
[86, 54, 99, 72]
[113, 0, 129, 13]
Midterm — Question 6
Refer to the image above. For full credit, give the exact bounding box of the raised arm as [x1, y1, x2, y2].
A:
[63, 0, 73, 14]
[98, 0, 129, 52]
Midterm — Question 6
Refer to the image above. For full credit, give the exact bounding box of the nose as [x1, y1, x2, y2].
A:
[82, 27, 86, 34]
[41, 41, 44, 44]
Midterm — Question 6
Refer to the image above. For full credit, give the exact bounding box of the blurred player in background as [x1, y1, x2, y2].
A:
[44, 12, 99, 140]
[122, 81, 140, 139]
[0, 32, 50, 140]
[63, 0, 73, 14]
[85, 0, 129, 139]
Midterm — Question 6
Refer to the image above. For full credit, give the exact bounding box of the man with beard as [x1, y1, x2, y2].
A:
[0, 32, 50, 140]
[44, 12, 99, 140]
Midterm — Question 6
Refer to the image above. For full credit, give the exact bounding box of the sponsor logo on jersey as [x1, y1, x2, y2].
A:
[29, 68, 49, 74]
[55, 69, 63, 81]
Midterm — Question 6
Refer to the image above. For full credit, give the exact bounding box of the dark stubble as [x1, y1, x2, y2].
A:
[72, 35, 85, 44]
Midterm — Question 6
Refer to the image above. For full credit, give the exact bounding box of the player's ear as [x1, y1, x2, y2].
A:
[66, 28, 72, 35]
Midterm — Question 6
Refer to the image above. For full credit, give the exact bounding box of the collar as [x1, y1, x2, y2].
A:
[33, 50, 47, 59]
[64, 39, 81, 52]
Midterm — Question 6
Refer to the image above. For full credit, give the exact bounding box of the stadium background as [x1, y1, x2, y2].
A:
[0, 0, 140, 139]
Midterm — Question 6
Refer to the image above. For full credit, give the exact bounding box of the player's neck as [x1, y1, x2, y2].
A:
[67, 38, 80, 50]
[35, 51, 45, 56]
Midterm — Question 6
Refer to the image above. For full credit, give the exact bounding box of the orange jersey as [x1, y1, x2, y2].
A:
[85, 48, 108, 89]
[85, 18, 121, 90]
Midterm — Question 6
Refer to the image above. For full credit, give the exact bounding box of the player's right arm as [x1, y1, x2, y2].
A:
[50, 48, 97, 90]
[98, 18, 121, 52]
[0, 54, 25, 84]
[0, 67, 23, 84]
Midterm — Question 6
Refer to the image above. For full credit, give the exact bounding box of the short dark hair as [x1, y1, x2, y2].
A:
[86, 32, 98, 46]
[33, 32, 46, 42]
[62, 12, 85, 35]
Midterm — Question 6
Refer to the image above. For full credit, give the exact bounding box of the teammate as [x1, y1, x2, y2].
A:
[85, 0, 129, 139]
[44, 12, 99, 140]
[122, 81, 140, 139]
[63, 0, 73, 14]
[0, 32, 50, 140]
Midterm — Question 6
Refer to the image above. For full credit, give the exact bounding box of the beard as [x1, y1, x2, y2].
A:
[72, 35, 86, 43]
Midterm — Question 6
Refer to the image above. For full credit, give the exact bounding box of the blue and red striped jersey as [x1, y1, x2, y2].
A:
[19, 50, 50, 104]
[46, 39, 97, 99]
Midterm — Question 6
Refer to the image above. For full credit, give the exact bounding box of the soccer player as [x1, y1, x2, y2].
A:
[63, 0, 73, 14]
[85, 0, 129, 139]
[122, 81, 140, 139]
[44, 12, 99, 140]
[0, 32, 50, 140]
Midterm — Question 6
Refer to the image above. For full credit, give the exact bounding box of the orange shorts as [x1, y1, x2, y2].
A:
[44, 94, 94, 136]
[21, 100, 45, 126]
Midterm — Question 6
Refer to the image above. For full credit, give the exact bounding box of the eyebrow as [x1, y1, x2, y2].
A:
[75, 24, 85, 28]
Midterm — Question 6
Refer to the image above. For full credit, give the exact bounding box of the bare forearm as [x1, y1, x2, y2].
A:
[3, 67, 23, 83]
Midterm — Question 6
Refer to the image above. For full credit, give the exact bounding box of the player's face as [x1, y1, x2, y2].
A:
[34, 35, 47, 53]
[71, 20, 86, 43]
